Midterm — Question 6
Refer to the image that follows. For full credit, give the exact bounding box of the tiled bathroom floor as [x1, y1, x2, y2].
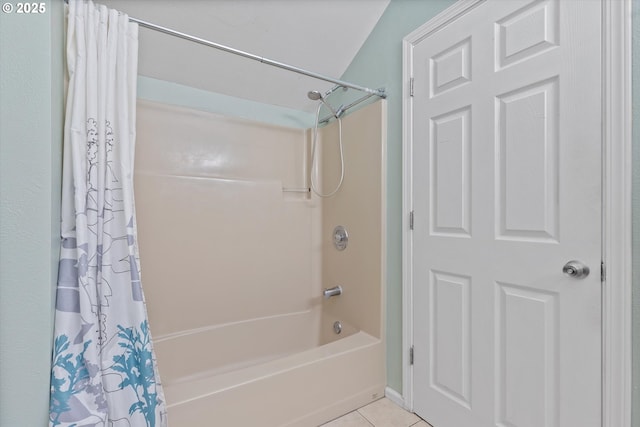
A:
[320, 397, 433, 427]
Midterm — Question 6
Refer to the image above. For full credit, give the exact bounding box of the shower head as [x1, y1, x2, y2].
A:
[307, 90, 322, 101]
[307, 90, 342, 119]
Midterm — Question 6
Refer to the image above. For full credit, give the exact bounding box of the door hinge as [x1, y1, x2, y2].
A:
[409, 345, 414, 365]
[601, 261, 605, 282]
[409, 210, 414, 230]
[409, 77, 414, 97]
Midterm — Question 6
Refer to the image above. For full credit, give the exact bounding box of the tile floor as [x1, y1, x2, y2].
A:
[320, 397, 433, 427]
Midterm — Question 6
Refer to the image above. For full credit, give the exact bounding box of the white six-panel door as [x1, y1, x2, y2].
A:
[409, 1, 602, 426]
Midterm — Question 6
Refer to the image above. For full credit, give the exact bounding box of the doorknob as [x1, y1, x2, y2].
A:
[562, 260, 590, 278]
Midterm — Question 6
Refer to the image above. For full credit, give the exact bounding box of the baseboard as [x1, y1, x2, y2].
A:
[384, 386, 408, 410]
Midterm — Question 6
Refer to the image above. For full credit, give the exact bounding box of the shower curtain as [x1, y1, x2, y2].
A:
[49, 1, 167, 426]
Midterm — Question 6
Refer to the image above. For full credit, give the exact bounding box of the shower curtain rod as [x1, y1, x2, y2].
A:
[65, 1, 386, 99]
[130, 17, 386, 98]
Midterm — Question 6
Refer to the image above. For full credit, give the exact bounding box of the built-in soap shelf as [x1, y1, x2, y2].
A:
[281, 186, 311, 200]
[282, 187, 310, 193]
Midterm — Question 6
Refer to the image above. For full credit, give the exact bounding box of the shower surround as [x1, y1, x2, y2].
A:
[133, 99, 386, 426]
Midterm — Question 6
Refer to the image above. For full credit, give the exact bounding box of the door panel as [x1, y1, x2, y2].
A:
[496, 282, 558, 427]
[410, 1, 602, 426]
[430, 107, 471, 236]
[430, 270, 471, 407]
[496, 77, 559, 241]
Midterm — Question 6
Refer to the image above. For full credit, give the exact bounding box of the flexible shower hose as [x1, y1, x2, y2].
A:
[310, 102, 344, 198]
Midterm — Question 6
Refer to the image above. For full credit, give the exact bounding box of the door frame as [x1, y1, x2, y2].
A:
[400, 1, 632, 426]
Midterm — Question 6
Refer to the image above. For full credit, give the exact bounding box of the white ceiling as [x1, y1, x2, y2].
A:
[100, 0, 390, 113]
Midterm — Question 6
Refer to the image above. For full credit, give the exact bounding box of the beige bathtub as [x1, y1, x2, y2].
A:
[135, 99, 387, 426]
[153, 310, 384, 426]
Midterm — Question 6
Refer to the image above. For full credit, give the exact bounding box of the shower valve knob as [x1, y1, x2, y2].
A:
[333, 226, 348, 251]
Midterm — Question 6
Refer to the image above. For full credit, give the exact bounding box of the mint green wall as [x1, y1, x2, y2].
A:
[0, 0, 636, 423]
[632, 1, 639, 425]
[138, 76, 315, 129]
[0, 0, 64, 424]
[339, 0, 457, 393]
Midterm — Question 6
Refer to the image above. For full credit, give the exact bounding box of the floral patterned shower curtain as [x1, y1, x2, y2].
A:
[49, 1, 167, 425]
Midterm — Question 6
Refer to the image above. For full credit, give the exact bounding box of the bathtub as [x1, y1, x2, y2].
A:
[153, 309, 385, 426]
[135, 99, 387, 426]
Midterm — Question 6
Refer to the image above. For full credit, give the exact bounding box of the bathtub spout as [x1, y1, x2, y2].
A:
[323, 285, 343, 299]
